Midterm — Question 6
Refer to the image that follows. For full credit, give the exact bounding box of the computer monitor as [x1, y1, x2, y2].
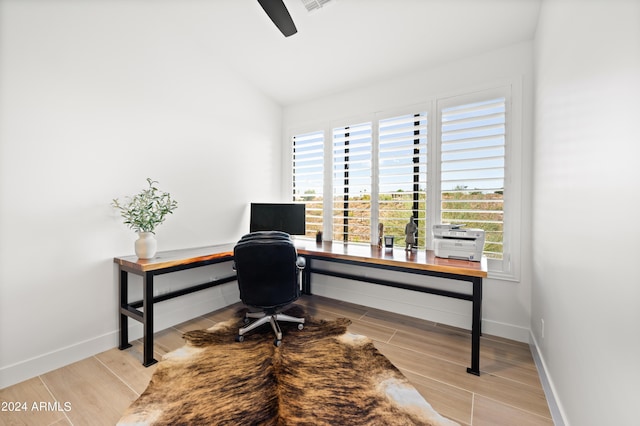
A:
[250, 203, 306, 235]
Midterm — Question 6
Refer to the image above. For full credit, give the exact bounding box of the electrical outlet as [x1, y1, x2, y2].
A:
[541, 318, 545, 339]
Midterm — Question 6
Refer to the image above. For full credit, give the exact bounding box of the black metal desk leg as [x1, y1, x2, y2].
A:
[118, 269, 132, 350]
[467, 277, 482, 376]
[302, 257, 312, 295]
[142, 272, 158, 367]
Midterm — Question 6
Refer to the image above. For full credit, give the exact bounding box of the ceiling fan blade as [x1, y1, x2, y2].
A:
[258, 0, 297, 37]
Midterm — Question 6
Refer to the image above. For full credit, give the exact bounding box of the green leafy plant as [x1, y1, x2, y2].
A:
[112, 178, 178, 234]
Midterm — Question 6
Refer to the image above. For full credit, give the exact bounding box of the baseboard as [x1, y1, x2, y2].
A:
[482, 319, 530, 343]
[313, 279, 530, 343]
[529, 331, 569, 426]
[0, 284, 240, 390]
[0, 330, 119, 390]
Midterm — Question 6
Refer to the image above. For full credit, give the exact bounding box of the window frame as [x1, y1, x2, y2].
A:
[331, 121, 374, 243]
[432, 86, 518, 278]
[374, 105, 429, 248]
[292, 129, 326, 238]
[286, 82, 522, 281]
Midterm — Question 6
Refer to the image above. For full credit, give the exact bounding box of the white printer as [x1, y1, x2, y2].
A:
[433, 224, 485, 262]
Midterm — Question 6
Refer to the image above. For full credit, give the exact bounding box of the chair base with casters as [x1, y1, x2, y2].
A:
[233, 231, 307, 347]
[236, 310, 305, 347]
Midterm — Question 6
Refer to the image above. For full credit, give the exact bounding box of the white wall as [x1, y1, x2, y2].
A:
[532, 1, 640, 425]
[283, 42, 534, 342]
[0, 1, 282, 388]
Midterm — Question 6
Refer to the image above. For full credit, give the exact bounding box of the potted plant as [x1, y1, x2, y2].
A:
[112, 178, 178, 259]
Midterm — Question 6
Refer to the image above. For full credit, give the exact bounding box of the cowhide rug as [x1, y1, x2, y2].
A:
[118, 306, 459, 425]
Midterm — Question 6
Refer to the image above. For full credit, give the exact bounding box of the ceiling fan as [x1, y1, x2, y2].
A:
[257, 0, 298, 37]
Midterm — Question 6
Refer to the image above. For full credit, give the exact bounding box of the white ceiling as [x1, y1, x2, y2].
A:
[184, 0, 542, 106]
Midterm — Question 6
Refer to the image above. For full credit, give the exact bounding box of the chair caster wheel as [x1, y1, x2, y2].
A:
[243, 317, 250, 325]
[298, 324, 304, 330]
[236, 335, 244, 342]
[274, 339, 281, 347]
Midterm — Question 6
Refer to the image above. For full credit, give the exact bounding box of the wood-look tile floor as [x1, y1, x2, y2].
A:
[0, 295, 553, 425]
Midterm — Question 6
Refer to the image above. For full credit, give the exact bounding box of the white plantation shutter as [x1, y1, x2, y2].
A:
[292, 130, 324, 238]
[332, 122, 372, 243]
[439, 97, 506, 259]
[289, 84, 518, 277]
[378, 112, 427, 248]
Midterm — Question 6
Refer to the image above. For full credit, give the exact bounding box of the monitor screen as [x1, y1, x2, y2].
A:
[250, 203, 306, 235]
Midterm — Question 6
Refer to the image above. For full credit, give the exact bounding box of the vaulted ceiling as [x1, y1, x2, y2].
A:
[2, 0, 543, 106]
[207, 0, 542, 105]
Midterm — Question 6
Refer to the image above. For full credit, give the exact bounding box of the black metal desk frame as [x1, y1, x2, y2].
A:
[117, 244, 483, 375]
[118, 255, 235, 367]
[301, 255, 483, 376]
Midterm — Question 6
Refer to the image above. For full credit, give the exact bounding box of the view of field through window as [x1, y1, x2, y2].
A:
[292, 96, 505, 260]
[292, 130, 324, 238]
[441, 98, 505, 259]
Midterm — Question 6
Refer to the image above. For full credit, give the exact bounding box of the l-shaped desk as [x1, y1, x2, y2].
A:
[114, 240, 487, 375]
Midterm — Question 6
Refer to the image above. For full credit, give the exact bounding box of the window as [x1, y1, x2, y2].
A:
[438, 97, 506, 260]
[378, 112, 428, 248]
[332, 122, 372, 243]
[292, 130, 324, 238]
[290, 85, 517, 277]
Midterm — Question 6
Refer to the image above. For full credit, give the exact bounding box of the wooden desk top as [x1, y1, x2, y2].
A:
[114, 239, 487, 278]
[114, 243, 236, 273]
[294, 240, 487, 278]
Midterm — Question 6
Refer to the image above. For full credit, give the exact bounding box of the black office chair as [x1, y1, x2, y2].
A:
[233, 231, 306, 346]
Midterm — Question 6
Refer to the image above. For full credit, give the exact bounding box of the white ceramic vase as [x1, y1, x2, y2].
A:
[135, 232, 157, 259]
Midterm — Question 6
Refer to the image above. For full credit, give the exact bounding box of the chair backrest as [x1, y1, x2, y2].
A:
[239, 230, 292, 241]
[234, 233, 300, 310]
